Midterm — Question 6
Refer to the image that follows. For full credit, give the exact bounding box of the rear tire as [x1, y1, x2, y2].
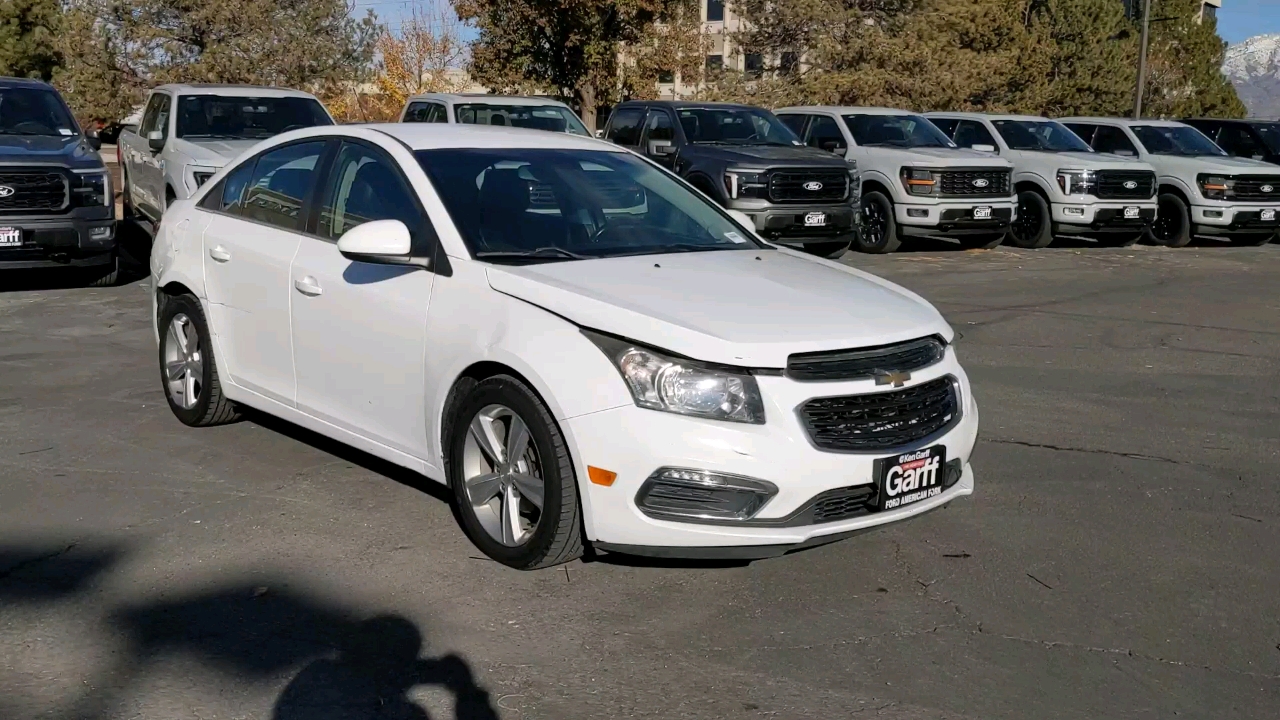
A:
[856, 192, 902, 253]
[448, 375, 583, 570]
[158, 294, 241, 427]
[1007, 190, 1053, 249]
[958, 233, 1004, 250]
[1150, 193, 1192, 247]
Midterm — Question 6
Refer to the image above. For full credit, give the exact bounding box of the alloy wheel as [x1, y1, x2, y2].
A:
[1153, 200, 1180, 242]
[163, 313, 203, 410]
[1012, 197, 1043, 244]
[461, 404, 545, 547]
[862, 201, 887, 247]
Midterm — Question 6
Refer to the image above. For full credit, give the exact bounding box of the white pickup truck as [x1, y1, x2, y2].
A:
[118, 84, 333, 224]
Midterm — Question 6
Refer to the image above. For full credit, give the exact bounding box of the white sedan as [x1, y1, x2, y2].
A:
[150, 124, 979, 569]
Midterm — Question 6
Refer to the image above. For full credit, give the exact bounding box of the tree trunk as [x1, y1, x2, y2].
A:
[578, 83, 598, 133]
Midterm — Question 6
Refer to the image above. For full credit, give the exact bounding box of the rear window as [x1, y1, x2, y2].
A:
[176, 95, 333, 140]
[454, 104, 590, 136]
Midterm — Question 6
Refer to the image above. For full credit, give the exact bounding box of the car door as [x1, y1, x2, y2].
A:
[604, 106, 646, 151]
[134, 92, 171, 219]
[289, 140, 436, 456]
[202, 139, 330, 405]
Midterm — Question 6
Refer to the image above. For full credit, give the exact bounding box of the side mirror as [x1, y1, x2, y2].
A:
[147, 130, 165, 152]
[337, 219, 424, 267]
[819, 139, 847, 154]
[648, 139, 675, 156]
[726, 209, 756, 230]
[85, 128, 102, 151]
[970, 144, 997, 153]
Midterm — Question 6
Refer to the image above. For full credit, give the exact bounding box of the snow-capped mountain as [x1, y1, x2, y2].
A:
[1223, 34, 1280, 118]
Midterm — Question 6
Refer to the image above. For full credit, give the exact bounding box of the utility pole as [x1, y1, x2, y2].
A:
[1133, 0, 1153, 119]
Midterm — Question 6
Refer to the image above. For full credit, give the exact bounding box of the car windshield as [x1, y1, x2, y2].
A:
[417, 148, 767, 263]
[1253, 122, 1280, 154]
[176, 95, 333, 140]
[454, 103, 591, 136]
[993, 120, 1093, 153]
[676, 107, 802, 146]
[842, 114, 955, 148]
[0, 87, 78, 137]
[1130, 125, 1226, 157]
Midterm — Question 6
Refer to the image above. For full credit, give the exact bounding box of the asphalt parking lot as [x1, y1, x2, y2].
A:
[2, 241, 1278, 720]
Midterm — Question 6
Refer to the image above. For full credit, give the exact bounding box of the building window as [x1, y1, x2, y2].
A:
[745, 53, 763, 78]
[706, 0, 724, 22]
[706, 54, 723, 71]
[658, 69, 674, 84]
[781, 52, 799, 76]
[1202, 4, 1217, 21]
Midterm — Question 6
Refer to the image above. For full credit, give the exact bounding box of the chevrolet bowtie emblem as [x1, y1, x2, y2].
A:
[874, 370, 911, 388]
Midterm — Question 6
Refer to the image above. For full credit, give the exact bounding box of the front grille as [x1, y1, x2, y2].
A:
[811, 486, 877, 523]
[938, 169, 1010, 198]
[0, 170, 68, 214]
[787, 336, 946, 382]
[1233, 176, 1280, 202]
[1096, 170, 1156, 199]
[768, 169, 848, 203]
[799, 376, 959, 452]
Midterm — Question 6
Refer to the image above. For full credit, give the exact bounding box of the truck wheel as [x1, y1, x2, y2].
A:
[856, 192, 901, 253]
[959, 233, 1004, 250]
[1150, 193, 1192, 247]
[1007, 191, 1053, 249]
[85, 254, 119, 287]
[804, 240, 851, 259]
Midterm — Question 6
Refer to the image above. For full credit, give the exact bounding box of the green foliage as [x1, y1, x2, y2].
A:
[1143, 0, 1245, 118]
[0, 0, 63, 80]
[54, 0, 380, 124]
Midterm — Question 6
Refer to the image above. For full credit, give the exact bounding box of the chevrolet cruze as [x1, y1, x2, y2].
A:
[150, 124, 979, 569]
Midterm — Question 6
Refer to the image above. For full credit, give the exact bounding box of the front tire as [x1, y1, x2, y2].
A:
[856, 192, 902, 253]
[1007, 190, 1053, 249]
[448, 375, 583, 570]
[158, 294, 240, 427]
[1150, 193, 1192, 247]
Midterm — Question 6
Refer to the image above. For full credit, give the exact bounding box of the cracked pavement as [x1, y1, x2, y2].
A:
[2, 241, 1278, 719]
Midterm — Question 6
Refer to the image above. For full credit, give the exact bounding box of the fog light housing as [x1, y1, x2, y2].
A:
[90, 225, 113, 240]
[1204, 210, 1223, 218]
[1063, 207, 1085, 217]
[636, 468, 777, 522]
[907, 208, 928, 218]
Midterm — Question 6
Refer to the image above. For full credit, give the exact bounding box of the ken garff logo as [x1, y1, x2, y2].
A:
[0, 185, 14, 198]
[972, 178, 990, 188]
[1262, 184, 1274, 193]
[803, 181, 824, 191]
[1123, 180, 1138, 190]
[874, 370, 912, 388]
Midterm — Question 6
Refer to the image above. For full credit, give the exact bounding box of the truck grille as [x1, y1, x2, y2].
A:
[1233, 176, 1280, 202]
[938, 169, 1010, 198]
[768, 169, 848, 203]
[799, 376, 959, 452]
[1096, 170, 1156, 199]
[0, 170, 69, 213]
[787, 337, 946, 382]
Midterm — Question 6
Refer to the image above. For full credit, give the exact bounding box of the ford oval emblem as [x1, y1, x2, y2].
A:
[1262, 184, 1275, 193]
[1123, 180, 1138, 190]
[972, 178, 990, 188]
[0, 186, 14, 198]
[803, 181, 824, 191]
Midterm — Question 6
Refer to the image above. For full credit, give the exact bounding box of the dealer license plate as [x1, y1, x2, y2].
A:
[1124, 206, 1140, 219]
[973, 206, 992, 220]
[1263, 209, 1276, 222]
[804, 211, 827, 227]
[0, 227, 21, 247]
[875, 445, 947, 512]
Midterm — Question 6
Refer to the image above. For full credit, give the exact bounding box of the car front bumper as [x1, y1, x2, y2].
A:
[894, 199, 1017, 237]
[0, 212, 117, 270]
[1052, 201, 1157, 236]
[732, 203, 859, 247]
[1190, 203, 1280, 237]
[564, 356, 978, 557]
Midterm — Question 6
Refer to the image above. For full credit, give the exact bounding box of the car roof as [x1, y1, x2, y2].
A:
[1185, 117, 1278, 125]
[617, 100, 764, 111]
[153, 83, 320, 99]
[1058, 117, 1189, 128]
[0, 76, 55, 90]
[925, 111, 1051, 123]
[774, 106, 913, 116]
[365, 123, 623, 152]
[406, 93, 573, 108]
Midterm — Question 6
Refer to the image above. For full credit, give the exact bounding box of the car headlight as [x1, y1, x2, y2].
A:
[584, 330, 766, 424]
[1056, 169, 1096, 196]
[1197, 174, 1234, 200]
[900, 167, 939, 196]
[71, 169, 111, 207]
[723, 168, 768, 200]
[848, 162, 861, 202]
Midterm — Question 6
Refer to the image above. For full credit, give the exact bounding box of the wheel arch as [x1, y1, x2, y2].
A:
[859, 178, 894, 201]
[1014, 177, 1053, 199]
[1158, 183, 1192, 205]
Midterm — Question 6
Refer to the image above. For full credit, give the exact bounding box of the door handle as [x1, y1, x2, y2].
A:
[209, 245, 231, 262]
[294, 276, 322, 296]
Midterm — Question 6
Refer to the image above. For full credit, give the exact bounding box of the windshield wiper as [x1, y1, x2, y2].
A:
[0, 129, 61, 137]
[473, 247, 590, 262]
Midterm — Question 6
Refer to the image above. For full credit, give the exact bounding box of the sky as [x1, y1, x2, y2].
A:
[356, 0, 1280, 45]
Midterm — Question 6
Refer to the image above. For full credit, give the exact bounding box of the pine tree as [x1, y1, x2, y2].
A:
[1141, 0, 1245, 118]
[0, 0, 62, 81]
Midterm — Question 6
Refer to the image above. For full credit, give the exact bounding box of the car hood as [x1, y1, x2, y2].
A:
[873, 146, 1012, 168]
[171, 138, 263, 166]
[1017, 150, 1153, 171]
[0, 133, 103, 169]
[1151, 154, 1280, 176]
[484, 249, 952, 367]
[690, 143, 850, 168]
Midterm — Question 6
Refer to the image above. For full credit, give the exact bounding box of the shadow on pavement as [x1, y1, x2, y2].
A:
[0, 542, 125, 602]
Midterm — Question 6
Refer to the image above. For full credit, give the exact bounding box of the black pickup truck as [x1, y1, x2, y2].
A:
[0, 77, 117, 286]
[602, 101, 860, 258]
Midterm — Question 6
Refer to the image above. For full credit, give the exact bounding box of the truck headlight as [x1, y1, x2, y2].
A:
[187, 166, 219, 191]
[723, 169, 768, 200]
[584, 330, 766, 424]
[71, 169, 111, 207]
[1197, 174, 1234, 200]
[1056, 169, 1096, 196]
[900, 167, 939, 196]
[848, 163, 861, 202]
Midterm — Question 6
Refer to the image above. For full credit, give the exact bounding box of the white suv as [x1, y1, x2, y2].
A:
[776, 106, 1016, 253]
[926, 113, 1158, 248]
[1061, 117, 1280, 247]
[399, 93, 592, 136]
